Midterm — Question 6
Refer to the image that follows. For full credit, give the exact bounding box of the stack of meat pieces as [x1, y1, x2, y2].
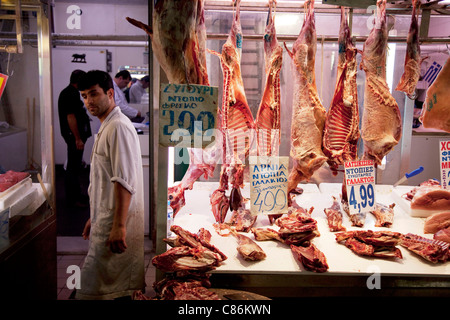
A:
[251, 207, 319, 245]
[150, 225, 226, 300]
[335, 230, 403, 259]
[251, 207, 328, 272]
[152, 271, 219, 300]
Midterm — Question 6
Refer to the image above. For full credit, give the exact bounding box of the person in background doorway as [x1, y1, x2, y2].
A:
[58, 69, 91, 208]
[129, 75, 150, 104]
[113, 70, 142, 121]
[76, 70, 145, 300]
[124, 78, 137, 103]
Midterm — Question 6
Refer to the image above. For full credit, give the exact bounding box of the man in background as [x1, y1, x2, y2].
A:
[129, 75, 150, 104]
[113, 70, 142, 121]
[58, 69, 91, 208]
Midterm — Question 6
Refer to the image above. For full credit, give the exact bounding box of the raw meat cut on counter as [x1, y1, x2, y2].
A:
[0, 170, 30, 192]
[410, 185, 450, 211]
[291, 243, 329, 273]
[324, 196, 346, 232]
[419, 58, 450, 133]
[323, 7, 360, 174]
[403, 178, 440, 201]
[228, 207, 258, 232]
[285, 0, 327, 198]
[335, 230, 403, 259]
[400, 233, 449, 263]
[167, 225, 228, 261]
[424, 212, 450, 234]
[255, 0, 283, 157]
[252, 206, 319, 245]
[370, 203, 395, 227]
[209, 0, 255, 223]
[152, 246, 223, 272]
[434, 228, 450, 243]
[231, 230, 267, 261]
[360, 0, 402, 165]
[395, 0, 423, 97]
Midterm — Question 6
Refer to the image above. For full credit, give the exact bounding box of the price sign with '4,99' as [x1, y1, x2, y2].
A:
[344, 160, 376, 215]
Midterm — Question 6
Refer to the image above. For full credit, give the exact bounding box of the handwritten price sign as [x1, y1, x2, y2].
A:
[159, 83, 218, 148]
[344, 160, 376, 215]
[250, 157, 289, 216]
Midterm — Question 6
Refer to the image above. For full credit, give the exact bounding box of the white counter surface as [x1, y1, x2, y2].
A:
[172, 182, 450, 277]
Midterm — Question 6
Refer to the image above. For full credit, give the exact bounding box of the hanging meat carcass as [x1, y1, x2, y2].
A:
[419, 58, 450, 133]
[127, 0, 208, 85]
[323, 7, 360, 174]
[255, 0, 283, 157]
[285, 0, 327, 200]
[127, 0, 223, 216]
[395, 0, 422, 98]
[209, 0, 255, 223]
[360, 0, 402, 165]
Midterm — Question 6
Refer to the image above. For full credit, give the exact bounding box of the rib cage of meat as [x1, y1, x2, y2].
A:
[360, 0, 402, 165]
[255, 0, 283, 157]
[323, 7, 360, 174]
[209, 0, 255, 223]
[286, 0, 327, 197]
[395, 0, 422, 97]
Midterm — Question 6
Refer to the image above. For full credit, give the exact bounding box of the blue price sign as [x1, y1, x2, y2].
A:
[159, 83, 218, 148]
[250, 157, 289, 216]
[344, 160, 376, 215]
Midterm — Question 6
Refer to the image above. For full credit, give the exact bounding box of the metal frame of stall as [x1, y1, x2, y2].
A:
[153, 1, 450, 297]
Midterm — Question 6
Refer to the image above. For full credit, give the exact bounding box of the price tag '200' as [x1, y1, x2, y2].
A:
[344, 160, 376, 215]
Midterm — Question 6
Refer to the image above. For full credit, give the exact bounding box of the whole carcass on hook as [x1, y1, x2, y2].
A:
[284, 0, 327, 205]
[127, 0, 223, 216]
[208, 0, 255, 223]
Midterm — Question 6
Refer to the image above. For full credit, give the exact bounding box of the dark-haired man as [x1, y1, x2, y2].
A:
[58, 69, 91, 207]
[113, 70, 142, 120]
[76, 70, 145, 300]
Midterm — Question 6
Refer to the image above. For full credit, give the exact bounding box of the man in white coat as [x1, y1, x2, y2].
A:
[76, 70, 145, 300]
[113, 70, 142, 121]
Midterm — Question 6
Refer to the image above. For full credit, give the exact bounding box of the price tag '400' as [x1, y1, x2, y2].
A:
[344, 160, 376, 215]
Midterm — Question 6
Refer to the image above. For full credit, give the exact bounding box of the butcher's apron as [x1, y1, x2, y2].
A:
[76, 107, 145, 300]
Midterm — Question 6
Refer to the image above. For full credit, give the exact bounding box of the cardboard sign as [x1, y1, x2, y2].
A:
[0, 73, 8, 100]
[440, 140, 450, 189]
[250, 157, 289, 216]
[159, 83, 218, 148]
[344, 160, 376, 215]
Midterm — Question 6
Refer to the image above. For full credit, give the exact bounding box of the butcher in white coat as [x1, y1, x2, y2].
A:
[76, 70, 145, 300]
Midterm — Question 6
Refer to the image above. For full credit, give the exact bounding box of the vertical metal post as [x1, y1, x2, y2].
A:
[36, 2, 55, 209]
[399, 96, 415, 177]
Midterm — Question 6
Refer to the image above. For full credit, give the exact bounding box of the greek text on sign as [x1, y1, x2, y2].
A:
[250, 157, 289, 216]
[344, 160, 376, 215]
[159, 83, 218, 148]
[440, 140, 450, 189]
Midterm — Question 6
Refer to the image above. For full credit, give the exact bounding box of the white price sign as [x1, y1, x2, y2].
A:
[250, 157, 289, 216]
[344, 160, 376, 215]
[440, 140, 450, 189]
